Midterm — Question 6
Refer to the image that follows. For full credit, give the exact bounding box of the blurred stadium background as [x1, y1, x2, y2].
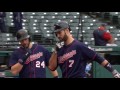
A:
[0, 12, 120, 78]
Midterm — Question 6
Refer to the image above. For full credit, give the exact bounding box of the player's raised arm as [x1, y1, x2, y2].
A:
[48, 41, 63, 71]
[48, 49, 58, 71]
[10, 48, 31, 75]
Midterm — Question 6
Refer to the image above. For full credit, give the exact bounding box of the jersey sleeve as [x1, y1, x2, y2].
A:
[103, 32, 112, 41]
[79, 44, 105, 63]
[9, 51, 19, 68]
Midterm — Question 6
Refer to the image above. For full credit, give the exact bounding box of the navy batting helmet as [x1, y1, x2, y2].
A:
[53, 21, 71, 33]
[16, 29, 30, 41]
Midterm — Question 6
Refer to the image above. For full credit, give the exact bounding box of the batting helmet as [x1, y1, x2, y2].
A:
[53, 21, 71, 33]
[16, 29, 30, 41]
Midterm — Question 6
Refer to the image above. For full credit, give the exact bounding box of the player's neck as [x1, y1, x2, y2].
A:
[65, 35, 74, 46]
[28, 42, 33, 49]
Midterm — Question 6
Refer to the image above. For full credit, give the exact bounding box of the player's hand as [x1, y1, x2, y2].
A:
[112, 70, 120, 78]
[23, 49, 31, 61]
[18, 49, 32, 65]
[55, 42, 64, 52]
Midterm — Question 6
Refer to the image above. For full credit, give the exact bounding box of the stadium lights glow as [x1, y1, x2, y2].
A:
[80, 34, 82, 36]
[34, 20, 37, 22]
[87, 27, 90, 29]
[32, 13, 35, 15]
[22, 23, 25, 25]
[58, 20, 61, 22]
[76, 27, 79, 29]
[79, 23, 81, 26]
[82, 30, 85, 33]
[44, 13, 47, 15]
[74, 16, 77, 18]
[115, 38, 118, 40]
[93, 20, 96, 22]
[11, 23, 14, 25]
[110, 26, 113, 29]
[90, 23, 93, 26]
[44, 24, 47, 26]
[46, 20, 49, 22]
[7, 38, 10, 41]
[77, 12, 79, 15]
[33, 23, 36, 25]
[70, 20, 73, 22]
[55, 13, 58, 15]
[91, 38, 94, 40]
[85, 42, 88, 44]
[32, 42, 35, 44]
[70, 31, 72, 33]
[33, 27, 36, 29]
[44, 27, 47, 29]
[9, 16, 13, 18]
[82, 20, 84, 22]
[6, 34, 9, 36]
[117, 34, 120, 36]
[52, 16, 55, 18]
[10, 12, 13, 14]
[35, 30, 38, 33]
[66, 13, 69, 15]
[23, 27, 26, 29]
[30, 16, 33, 18]
[47, 31, 50, 33]
[85, 16, 88, 18]
[47, 34, 50, 36]
[22, 12, 24, 14]
[17, 47, 20, 48]
[41, 16, 44, 18]
[63, 16, 66, 18]
[115, 12, 118, 14]
[23, 19, 26, 22]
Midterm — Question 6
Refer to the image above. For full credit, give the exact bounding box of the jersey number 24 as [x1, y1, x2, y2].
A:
[36, 61, 45, 68]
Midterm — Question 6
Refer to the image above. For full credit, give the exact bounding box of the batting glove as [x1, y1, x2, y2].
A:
[18, 49, 32, 65]
[112, 70, 120, 78]
[55, 42, 64, 51]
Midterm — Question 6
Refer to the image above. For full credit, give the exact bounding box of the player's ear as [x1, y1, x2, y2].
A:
[65, 28, 69, 33]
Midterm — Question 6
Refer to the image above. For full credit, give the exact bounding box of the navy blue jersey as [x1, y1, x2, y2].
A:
[93, 29, 108, 46]
[9, 44, 51, 78]
[57, 39, 105, 78]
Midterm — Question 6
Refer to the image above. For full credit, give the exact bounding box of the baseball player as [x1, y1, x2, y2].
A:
[93, 23, 113, 46]
[48, 21, 120, 78]
[9, 29, 58, 78]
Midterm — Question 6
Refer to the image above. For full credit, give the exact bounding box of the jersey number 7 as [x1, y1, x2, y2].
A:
[69, 60, 74, 67]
